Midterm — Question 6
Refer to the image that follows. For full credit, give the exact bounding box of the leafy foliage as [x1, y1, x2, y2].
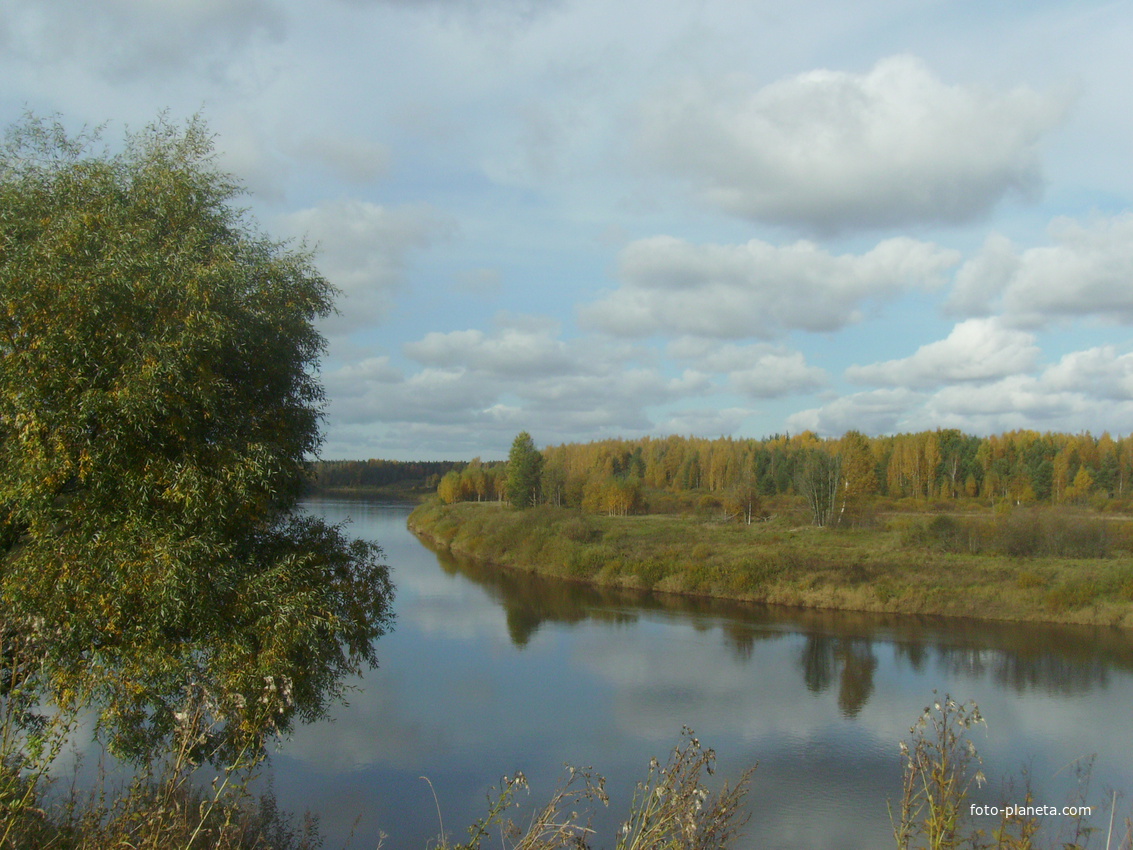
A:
[436, 428, 1133, 517]
[507, 431, 544, 509]
[0, 114, 394, 764]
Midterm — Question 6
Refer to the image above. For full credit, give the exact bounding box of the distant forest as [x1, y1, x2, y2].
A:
[310, 458, 479, 491]
[431, 429, 1133, 516]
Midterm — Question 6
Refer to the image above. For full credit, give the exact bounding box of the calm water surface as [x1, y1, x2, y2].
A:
[262, 498, 1133, 849]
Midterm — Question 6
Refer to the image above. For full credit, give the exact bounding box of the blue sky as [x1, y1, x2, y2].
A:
[4, 0, 1133, 460]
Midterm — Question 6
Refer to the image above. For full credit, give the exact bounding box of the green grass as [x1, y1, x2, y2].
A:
[408, 500, 1133, 628]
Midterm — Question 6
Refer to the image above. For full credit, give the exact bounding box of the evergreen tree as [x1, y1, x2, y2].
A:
[506, 431, 544, 508]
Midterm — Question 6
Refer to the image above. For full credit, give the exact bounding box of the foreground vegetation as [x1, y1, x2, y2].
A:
[1, 115, 391, 848]
[8, 699, 1128, 850]
[409, 498, 1133, 627]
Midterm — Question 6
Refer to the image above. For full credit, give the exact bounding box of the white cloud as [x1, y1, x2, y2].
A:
[947, 214, 1133, 327]
[668, 339, 827, 398]
[790, 344, 1133, 437]
[729, 350, 827, 398]
[326, 356, 403, 391]
[322, 322, 714, 453]
[281, 199, 453, 333]
[404, 322, 577, 378]
[638, 55, 1068, 231]
[786, 388, 924, 436]
[918, 377, 1085, 432]
[1040, 346, 1133, 400]
[654, 407, 754, 438]
[846, 319, 1039, 388]
[583, 235, 959, 339]
[1001, 214, 1133, 326]
[946, 233, 1019, 317]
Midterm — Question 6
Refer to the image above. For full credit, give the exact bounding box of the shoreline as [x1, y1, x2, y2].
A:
[407, 500, 1133, 630]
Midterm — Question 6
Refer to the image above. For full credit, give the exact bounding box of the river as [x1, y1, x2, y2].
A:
[259, 497, 1133, 849]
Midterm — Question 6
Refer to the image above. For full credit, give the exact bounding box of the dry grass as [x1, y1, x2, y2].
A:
[432, 730, 752, 850]
[891, 694, 1132, 850]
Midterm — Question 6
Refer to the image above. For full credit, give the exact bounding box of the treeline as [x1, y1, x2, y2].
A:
[311, 458, 486, 491]
[435, 429, 1133, 521]
[435, 457, 511, 503]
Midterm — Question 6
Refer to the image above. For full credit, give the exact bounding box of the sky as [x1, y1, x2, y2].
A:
[4, 0, 1133, 461]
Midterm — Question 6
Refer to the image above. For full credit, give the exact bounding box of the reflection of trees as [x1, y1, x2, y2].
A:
[803, 634, 836, 694]
[836, 642, 877, 717]
[722, 622, 785, 661]
[799, 635, 877, 716]
[934, 645, 1109, 694]
[418, 533, 1133, 699]
[894, 640, 928, 672]
[431, 544, 639, 645]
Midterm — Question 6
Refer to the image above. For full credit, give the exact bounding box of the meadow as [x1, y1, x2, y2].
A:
[408, 497, 1133, 628]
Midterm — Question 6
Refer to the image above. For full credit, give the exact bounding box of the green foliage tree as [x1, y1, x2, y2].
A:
[0, 114, 394, 764]
[506, 431, 543, 508]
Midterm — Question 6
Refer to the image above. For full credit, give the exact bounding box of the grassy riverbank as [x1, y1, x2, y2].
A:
[307, 481, 435, 502]
[407, 499, 1133, 628]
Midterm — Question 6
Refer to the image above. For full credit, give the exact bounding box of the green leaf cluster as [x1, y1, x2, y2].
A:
[506, 431, 543, 509]
[0, 114, 393, 763]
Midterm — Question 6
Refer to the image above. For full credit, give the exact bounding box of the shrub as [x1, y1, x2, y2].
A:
[1045, 581, 1101, 613]
[562, 515, 601, 543]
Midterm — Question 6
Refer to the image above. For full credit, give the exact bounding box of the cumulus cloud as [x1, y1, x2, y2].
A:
[668, 339, 827, 398]
[323, 322, 713, 452]
[846, 318, 1039, 388]
[583, 235, 959, 339]
[914, 376, 1099, 435]
[946, 233, 1020, 316]
[4, 0, 285, 80]
[947, 214, 1133, 326]
[281, 199, 453, 333]
[1042, 346, 1133, 400]
[638, 55, 1069, 232]
[654, 408, 755, 438]
[786, 388, 924, 436]
[729, 351, 827, 398]
[1003, 214, 1133, 325]
[404, 323, 577, 378]
[789, 344, 1133, 437]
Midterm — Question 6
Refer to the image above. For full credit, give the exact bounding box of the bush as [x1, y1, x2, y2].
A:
[900, 509, 1114, 559]
[1045, 581, 1101, 612]
[561, 515, 601, 543]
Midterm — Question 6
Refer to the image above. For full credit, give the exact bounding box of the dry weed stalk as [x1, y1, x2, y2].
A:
[616, 729, 752, 850]
[436, 729, 752, 850]
[890, 694, 1131, 850]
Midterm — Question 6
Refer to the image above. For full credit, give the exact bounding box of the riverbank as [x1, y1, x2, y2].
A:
[307, 481, 435, 502]
[407, 500, 1133, 628]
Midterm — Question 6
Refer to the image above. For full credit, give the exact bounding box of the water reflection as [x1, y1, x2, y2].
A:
[798, 635, 877, 717]
[263, 500, 1133, 850]
[422, 533, 1130, 704]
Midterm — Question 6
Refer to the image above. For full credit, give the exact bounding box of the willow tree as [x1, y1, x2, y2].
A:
[0, 115, 394, 765]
